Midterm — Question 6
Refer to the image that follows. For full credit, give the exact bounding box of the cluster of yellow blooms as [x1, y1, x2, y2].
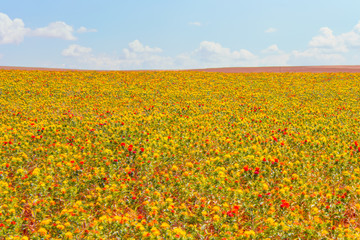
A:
[0, 70, 360, 239]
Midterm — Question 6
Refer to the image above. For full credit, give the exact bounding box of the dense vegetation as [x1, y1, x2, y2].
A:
[1, 70, 360, 239]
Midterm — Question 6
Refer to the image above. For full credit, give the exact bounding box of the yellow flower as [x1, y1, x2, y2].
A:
[150, 227, 160, 236]
[32, 168, 40, 176]
[65, 232, 73, 239]
[185, 162, 194, 168]
[161, 222, 170, 228]
[213, 215, 220, 221]
[213, 205, 220, 212]
[41, 219, 52, 225]
[57, 224, 65, 230]
[244, 230, 255, 237]
[311, 206, 319, 214]
[173, 227, 186, 236]
[38, 227, 47, 235]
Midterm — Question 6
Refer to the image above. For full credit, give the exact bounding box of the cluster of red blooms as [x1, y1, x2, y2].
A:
[243, 165, 260, 174]
[120, 142, 145, 154]
[349, 141, 360, 152]
[280, 200, 290, 208]
[224, 205, 240, 217]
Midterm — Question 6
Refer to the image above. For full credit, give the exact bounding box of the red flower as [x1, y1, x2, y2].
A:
[243, 165, 249, 171]
[280, 200, 290, 208]
[226, 211, 234, 217]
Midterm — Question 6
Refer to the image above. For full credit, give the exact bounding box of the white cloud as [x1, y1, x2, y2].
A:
[0, 13, 30, 44]
[194, 41, 255, 63]
[176, 42, 290, 69]
[119, 40, 171, 69]
[288, 22, 360, 65]
[308, 27, 347, 53]
[189, 22, 202, 27]
[62, 44, 92, 57]
[289, 48, 346, 65]
[31, 21, 76, 40]
[354, 21, 360, 33]
[174, 41, 259, 69]
[340, 21, 360, 48]
[262, 44, 280, 54]
[77, 26, 97, 33]
[0, 12, 90, 43]
[265, 27, 277, 33]
[63, 40, 290, 70]
[258, 54, 290, 66]
[126, 40, 162, 54]
[258, 44, 289, 66]
[308, 23, 360, 53]
[62, 40, 172, 70]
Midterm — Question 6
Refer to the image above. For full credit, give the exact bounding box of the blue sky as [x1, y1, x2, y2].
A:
[1, 0, 360, 70]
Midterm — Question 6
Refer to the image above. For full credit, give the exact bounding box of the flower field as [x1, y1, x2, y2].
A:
[1, 70, 360, 239]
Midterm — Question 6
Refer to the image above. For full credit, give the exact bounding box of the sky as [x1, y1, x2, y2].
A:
[1, 0, 360, 70]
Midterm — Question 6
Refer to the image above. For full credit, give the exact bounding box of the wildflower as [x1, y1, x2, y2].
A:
[150, 227, 160, 236]
[213, 206, 220, 212]
[41, 219, 52, 225]
[38, 227, 47, 235]
[213, 215, 220, 221]
[161, 222, 170, 228]
[65, 232, 73, 239]
[57, 224, 65, 230]
[32, 168, 40, 176]
[280, 200, 290, 208]
[244, 230, 255, 237]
